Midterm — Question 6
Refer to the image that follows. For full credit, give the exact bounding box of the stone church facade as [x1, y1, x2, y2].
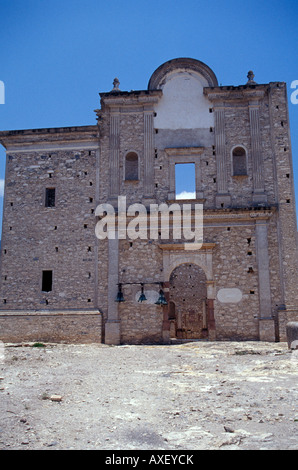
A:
[0, 58, 297, 344]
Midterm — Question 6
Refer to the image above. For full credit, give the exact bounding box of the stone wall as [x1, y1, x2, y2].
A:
[0, 311, 102, 343]
[0, 128, 99, 312]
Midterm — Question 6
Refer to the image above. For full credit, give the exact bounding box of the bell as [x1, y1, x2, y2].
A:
[115, 284, 125, 302]
[138, 285, 147, 303]
[155, 289, 167, 306]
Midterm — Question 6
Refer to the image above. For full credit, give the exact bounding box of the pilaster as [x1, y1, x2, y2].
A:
[105, 235, 120, 344]
[109, 112, 120, 199]
[255, 220, 275, 341]
[214, 105, 231, 208]
[144, 110, 154, 198]
[249, 101, 266, 203]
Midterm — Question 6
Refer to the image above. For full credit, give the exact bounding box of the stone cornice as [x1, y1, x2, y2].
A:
[0, 125, 98, 150]
[99, 89, 162, 110]
[165, 147, 205, 156]
[203, 207, 276, 222]
[204, 84, 270, 103]
[158, 243, 217, 251]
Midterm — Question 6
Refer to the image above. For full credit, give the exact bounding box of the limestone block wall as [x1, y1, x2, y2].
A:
[0, 147, 98, 310]
[207, 223, 259, 340]
[0, 311, 102, 343]
[268, 83, 298, 315]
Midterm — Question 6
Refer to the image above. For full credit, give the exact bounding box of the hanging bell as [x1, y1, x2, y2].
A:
[138, 284, 147, 303]
[115, 284, 125, 302]
[155, 289, 167, 306]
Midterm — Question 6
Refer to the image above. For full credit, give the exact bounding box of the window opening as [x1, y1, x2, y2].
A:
[42, 270, 53, 292]
[125, 152, 138, 181]
[175, 163, 195, 200]
[45, 188, 55, 207]
[232, 147, 247, 176]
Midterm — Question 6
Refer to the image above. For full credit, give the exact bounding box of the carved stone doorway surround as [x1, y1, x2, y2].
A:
[159, 243, 217, 342]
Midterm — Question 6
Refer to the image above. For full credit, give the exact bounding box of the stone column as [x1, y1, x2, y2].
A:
[162, 281, 170, 343]
[255, 220, 275, 341]
[94, 147, 100, 309]
[109, 112, 120, 199]
[249, 102, 267, 203]
[105, 235, 120, 344]
[144, 110, 154, 199]
[214, 105, 231, 208]
[206, 278, 216, 341]
[207, 299, 216, 341]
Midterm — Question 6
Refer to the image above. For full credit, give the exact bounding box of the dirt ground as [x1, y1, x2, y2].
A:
[0, 340, 297, 450]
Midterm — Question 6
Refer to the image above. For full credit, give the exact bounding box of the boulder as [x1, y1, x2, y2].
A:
[286, 322, 298, 350]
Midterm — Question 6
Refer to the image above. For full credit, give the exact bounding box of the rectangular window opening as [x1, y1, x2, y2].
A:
[42, 270, 53, 292]
[45, 188, 55, 207]
[175, 163, 196, 200]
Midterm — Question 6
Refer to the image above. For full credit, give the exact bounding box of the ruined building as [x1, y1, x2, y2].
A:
[0, 58, 297, 344]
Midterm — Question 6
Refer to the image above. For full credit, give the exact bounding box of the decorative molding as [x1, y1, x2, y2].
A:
[148, 58, 218, 89]
[100, 90, 162, 109]
[204, 86, 267, 103]
[165, 147, 204, 156]
[158, 243, 216, 251]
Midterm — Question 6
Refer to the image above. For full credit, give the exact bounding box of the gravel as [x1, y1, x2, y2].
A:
[0, 340, 297, 450]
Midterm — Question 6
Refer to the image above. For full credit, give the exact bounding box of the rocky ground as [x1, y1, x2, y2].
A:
[0, 340, 297, 450]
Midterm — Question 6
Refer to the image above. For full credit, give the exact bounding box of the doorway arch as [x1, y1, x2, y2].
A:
[169, 263, 208, 339]
[159, 243, 217, 342]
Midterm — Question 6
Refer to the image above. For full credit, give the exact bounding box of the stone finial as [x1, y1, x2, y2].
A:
[112, 77, 120, 92]
[247, 70, 256, 84]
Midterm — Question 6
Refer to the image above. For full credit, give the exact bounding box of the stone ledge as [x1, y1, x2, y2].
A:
[0, 309, 101, 317]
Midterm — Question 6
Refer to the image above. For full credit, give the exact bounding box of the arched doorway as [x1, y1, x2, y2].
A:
[169, 263, 208, 339]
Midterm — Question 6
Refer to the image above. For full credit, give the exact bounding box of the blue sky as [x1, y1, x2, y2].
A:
[0, 0, 297, 227]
